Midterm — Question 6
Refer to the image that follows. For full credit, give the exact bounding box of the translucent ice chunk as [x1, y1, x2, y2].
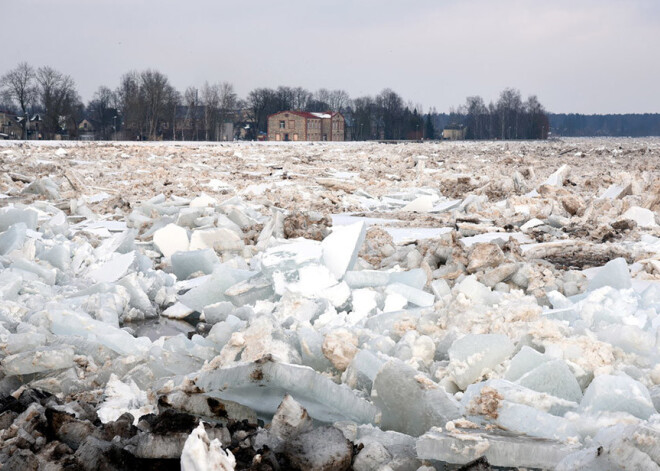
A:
[171, 248, 219, 280]
[191, 360, 379, 424]
[40, 244, 70, 271]
[49, 309, 151, 356]
[1, 346, 74, 376]
[12, 259, 56, 285]
[372, 360, 460, 436]
[448, 334, 515, 390]
[321, 222, 366, 279]
[0, 222, 27, 255]
[344, 270, 391, 289]
[179, 265, 254, 312]
[580, 374, 656, 419]
[417, 427, 579, 469]
[385, 283, 434, 307]
[260, 239, 322, 276]
[516, 359, 583, 403]
[0, 208, 38, 232]
[224, 275, 274, 307]
[505, 346, 550, 381]
[88, 251, 136, 283]
[587, 258, 632, 291]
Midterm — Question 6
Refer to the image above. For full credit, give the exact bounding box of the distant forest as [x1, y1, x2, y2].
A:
[547, 113, 660, 137]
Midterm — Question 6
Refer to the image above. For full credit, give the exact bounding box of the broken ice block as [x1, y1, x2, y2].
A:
[88, 251, 136, 283]
[260, 239, 322, 276]
[389, 268, 427, 289]
[455, 275, 497, 305]
[171, 248, 219, 280]
[516, 359, 583, 403]
[598, 182, 632, 200]
[1, 346, 74, 376]
[178, 265, 254, 312]
[0, 208, 38, 232]
[12, 258, 57, 285]
[372, 360, 460, 436]
[224, 275, 274, 306]
[621, 206, 657, 228]
[40, 244, 70, 271]
[448, 334, 514, 389]
[321, 221, 366, 279]
[385, 282, 434, 307]
[191, 360, 379, 424]
[579, 374, 656, 419]
[417, 427, 579, 469]
[344, 270, 391, 289]
[402, 195, 434, 212]
[0, 222, 27, 255]
[505, 346, 550, 381]
[49, 309, 151, 356]
[543, 164, 570, 187]
[587, 257, 632, 291]
[153, 223, 189, 258]
[190, 227, 244, 252]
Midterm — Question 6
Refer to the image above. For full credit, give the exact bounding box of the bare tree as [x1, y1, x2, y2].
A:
[87, 86, 117, 139]
[200, 82, 219, 140]
[184, 86, 200, 140]
[116, 71, 142, 139]
[218, 82, 237, 139]
[36, 66, 79, 139]
[1, 62, 37, 139]
[140, 69, 177, 140]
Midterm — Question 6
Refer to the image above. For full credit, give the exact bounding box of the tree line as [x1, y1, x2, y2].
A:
[444, 88, 550, 140]
[548, 113, 660, 137]
[16, 61, 659, 141]
[0, 62, 437, 141]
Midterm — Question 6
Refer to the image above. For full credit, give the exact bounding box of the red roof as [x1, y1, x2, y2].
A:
[267, 110, 343, 120]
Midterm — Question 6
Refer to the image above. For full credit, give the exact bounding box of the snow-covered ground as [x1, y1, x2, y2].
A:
[0, 139, 659, 469]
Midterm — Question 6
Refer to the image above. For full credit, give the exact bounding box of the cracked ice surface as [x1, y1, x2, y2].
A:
[0, 139, 660, 469]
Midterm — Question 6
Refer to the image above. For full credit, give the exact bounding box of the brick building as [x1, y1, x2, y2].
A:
[267, 111, 345, 141]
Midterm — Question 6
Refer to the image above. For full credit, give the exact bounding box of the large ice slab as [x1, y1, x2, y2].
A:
[321, 221, 366, 279]
[153, 223, 189, 257]
[178, 264, 254, 312]
[448, 334, 514, 389]
[417, 427, 579, 469]
[579, 374, 656, 419]
[190, 359, 379, 424]
[171, 248, 219, 280]
[587, 257, 632, 291]
[372, 360, 460, 436]
[516, 359, 583, 403]
[1, 346, 74, 376]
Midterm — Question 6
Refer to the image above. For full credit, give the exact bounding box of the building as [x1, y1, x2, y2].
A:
[0, 111, 22, 139]
[442, 124, 466, 140]
[267, 111, 345, 141]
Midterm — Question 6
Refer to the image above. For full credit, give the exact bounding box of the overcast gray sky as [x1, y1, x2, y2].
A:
[3, 0, 660, 113]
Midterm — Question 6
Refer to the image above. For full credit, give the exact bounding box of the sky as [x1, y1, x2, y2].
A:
[2, 0, 660, 114]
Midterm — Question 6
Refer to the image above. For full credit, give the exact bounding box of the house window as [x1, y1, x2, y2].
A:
[279, 120, 285, 129]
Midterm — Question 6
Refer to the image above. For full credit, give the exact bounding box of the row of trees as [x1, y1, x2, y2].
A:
[2, 62, 553, 141]
[448, 88, 550, 140]
[0, 63, 81, 139]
